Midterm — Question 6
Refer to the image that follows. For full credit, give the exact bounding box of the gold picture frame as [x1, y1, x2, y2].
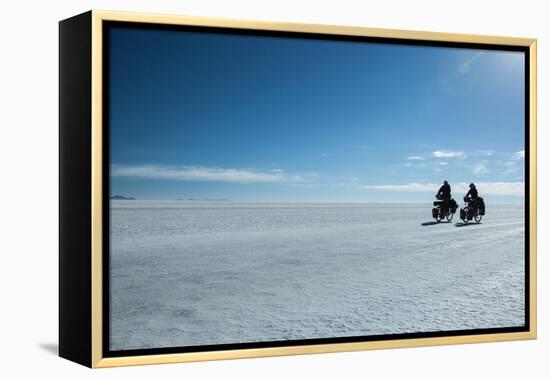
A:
[59, 10, 537, 368]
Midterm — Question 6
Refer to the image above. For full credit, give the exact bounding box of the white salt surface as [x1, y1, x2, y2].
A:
[109, 201, 525, 350]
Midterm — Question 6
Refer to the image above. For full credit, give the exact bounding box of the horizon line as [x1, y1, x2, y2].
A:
[110, 198, 525, 205]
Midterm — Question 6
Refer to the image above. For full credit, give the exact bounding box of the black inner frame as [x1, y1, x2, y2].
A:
[102, 20, 531, 358]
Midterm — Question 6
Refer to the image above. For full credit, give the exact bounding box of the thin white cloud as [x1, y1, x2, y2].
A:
[504, 166, 518, 175]
[503, 161, 519, 175]
[458, 52, 483, 74]
[362, 183, 439, 192]
[501, 151, 525, 175]
[479, 150, 494, 156]
[361, 182, 524, 196]
[473, 161, 490, 175]
[433, 150, 465, 158]
[513, 150, 525, 160]
[111, 165, 304, 183]
[407, 156, 425, 161]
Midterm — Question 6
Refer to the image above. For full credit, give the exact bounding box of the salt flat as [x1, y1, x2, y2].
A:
[109, 201, 525, 351]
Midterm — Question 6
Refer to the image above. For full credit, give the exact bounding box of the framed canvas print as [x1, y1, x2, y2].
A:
[59, 10, 537, 368]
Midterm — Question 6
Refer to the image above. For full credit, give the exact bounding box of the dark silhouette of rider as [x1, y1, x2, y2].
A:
[465, 183, 478, 199]
[465, 183, 479, 207]
[437, 180, 451, 202]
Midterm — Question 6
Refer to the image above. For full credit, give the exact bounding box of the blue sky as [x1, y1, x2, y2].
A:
[109, 26, 526, 203]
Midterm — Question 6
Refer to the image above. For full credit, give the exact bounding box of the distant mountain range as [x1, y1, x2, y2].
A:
[110, 195, 136, 200]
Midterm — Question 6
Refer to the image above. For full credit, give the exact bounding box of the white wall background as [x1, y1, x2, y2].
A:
[0, 0, 547, 376]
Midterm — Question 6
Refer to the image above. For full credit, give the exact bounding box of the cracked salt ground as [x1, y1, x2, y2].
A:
[109, 201, 525, 351]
